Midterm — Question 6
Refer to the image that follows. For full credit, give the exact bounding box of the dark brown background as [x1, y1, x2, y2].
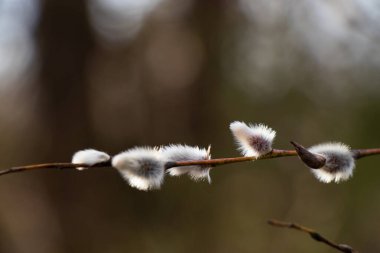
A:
[0, 0, 379, 252]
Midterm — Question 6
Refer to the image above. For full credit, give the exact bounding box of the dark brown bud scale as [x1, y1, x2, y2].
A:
[290, 141, 326, 169]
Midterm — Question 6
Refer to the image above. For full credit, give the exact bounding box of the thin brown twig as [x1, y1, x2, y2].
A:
[268, 219, 358, 253]
[351, 148, 380, 159]
[0, 149, 296, 176]
[0, 161, 112, 176]
[0, 148, 379, 177]
[168, 149, 297, 167]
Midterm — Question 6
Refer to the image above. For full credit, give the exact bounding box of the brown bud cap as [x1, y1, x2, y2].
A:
[290, 141, 326, 169]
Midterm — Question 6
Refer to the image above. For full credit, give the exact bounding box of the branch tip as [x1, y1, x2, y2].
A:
[268, 218, 358, 253]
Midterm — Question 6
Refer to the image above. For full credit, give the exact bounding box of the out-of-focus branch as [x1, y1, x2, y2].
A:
[268, 219, 358, 253]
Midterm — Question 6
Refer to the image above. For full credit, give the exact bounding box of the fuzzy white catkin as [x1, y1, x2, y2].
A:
[308, 142, 355, 183]
[161, 144, 212, 183]
[229, 121, 276, 157]
[112, 147, 165, 191]
[72, 149, 110, 170]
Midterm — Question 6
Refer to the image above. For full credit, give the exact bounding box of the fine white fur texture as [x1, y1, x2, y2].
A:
[72, 149, 110, 171]
[229, 121, 276, 157]
[112, 147, 165, 191]
[308, 142, 355, 183]
[161, 144, 212, 183]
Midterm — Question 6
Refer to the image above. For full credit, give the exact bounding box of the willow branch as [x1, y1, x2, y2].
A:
[0, 148, 379, 177]
[268, 219, 358, 253]
[0, 149, 295, 176]
[166, 149, 296, 168]
[351, 148, 380, 159]
[0, 161, 112, 176]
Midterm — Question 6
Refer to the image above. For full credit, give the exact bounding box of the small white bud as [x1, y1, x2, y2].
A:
[308, 142, 355, 183]
[72, 149, 110, 171]
[229, 121, 276, 157]
[112, 147, 165, 191]
[161, 144, 212, 183]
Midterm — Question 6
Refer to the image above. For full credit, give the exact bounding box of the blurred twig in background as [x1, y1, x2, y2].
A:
[268, 219, 358, 253]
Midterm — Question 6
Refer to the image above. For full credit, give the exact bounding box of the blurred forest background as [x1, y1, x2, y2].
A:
[0, 0, 380, 252]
